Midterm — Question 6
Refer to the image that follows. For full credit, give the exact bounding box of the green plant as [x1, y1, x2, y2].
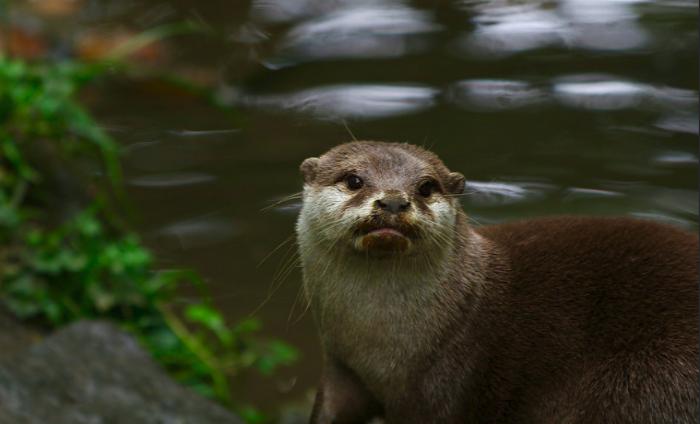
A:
[0, 53, 297, 419]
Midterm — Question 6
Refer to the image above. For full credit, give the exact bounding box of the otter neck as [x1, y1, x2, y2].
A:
[299, 213, 488, 402]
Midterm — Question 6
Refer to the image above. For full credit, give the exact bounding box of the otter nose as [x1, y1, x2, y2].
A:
[375, 196, 410, 214]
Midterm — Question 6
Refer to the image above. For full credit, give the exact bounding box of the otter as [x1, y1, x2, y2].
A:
[296, 141, 699, 424]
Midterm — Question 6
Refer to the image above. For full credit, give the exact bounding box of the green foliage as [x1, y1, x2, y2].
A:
[0, 53, 297, 420]
[0, 57, 121, 185]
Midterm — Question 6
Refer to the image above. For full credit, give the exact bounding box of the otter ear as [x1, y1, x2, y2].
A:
[446, 172, 465, 194]
[300, 157, 320, 184]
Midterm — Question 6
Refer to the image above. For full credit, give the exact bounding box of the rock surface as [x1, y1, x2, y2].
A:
[0, 320, 243, 424]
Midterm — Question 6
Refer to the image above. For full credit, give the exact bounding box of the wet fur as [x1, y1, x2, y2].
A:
[297, 141, 699, 423]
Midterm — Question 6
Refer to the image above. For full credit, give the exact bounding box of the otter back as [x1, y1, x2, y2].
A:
[456, 216, 699, 423]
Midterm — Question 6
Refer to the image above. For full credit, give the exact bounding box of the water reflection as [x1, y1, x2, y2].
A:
[250, 0, 405, 24]
[553, 74, 698, 111]
[595, 181, 698, 219]
[559, 0, 649, 50]
[630, 211, 696, 229]
[128, 173, 216, 188]
[234, 84, 438, 120]
[458, 0, 649, 57]
[564, 187, 624, 200]
[152, 215, 238, 250]
[655, 113, 700, 134]
[166, 128, 241, 137]
[653, 151, 698, 166]
[448, 74, 699, 115]
[459, 3, 565, 56]
[449, 80, 547, 111]
[648, 188, 698, 216]
[268, 5, 440, 66]
[464, 181, 556, 205]
[553, 78, 649, 110]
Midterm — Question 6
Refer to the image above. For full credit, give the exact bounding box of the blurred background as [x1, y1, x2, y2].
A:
[1, 0, 697, 422]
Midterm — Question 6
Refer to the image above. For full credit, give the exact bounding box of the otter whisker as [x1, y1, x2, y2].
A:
[260, 191, 303, 212]
[465, 214, 484, 227]
[287, 284, 313, 326]
[257, 233, 296, 268]
[341, 119, 358, 142]
[248, 240, 300, 317]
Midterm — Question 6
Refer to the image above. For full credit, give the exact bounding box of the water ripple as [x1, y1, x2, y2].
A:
[553, 74, 698, 111]
[235, 84, 438, 120]
[128, 173, 216, 188]
[464, 180, 556, 205]
[152, 216, 238, 250]
[653, 151, 699, 166]
[655, 113, 700, 135]
[457, 0, 649, 57]
[267, 5, 440, 65]
[460, 5, 565, 56]
[166, 128, 240, 137]
[250, 0, 405, 24]
[448, 79, 548, 111]
[563, 187, 624, 200]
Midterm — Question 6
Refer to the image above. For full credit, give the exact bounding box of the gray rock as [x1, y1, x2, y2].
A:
[0, 321, 243, 424]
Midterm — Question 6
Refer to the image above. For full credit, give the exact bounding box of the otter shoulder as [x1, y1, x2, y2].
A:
[476, 215, 697, 254]
[473, 215, 697, 354]
[474, 215, 698, 289]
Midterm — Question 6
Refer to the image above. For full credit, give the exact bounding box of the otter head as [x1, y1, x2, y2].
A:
[297, 141, 465, 259]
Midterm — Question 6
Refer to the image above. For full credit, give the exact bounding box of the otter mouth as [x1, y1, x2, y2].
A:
[353, 218, 418, 255]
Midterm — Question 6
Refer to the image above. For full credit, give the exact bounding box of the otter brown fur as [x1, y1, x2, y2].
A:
[296, 141, 699, 423]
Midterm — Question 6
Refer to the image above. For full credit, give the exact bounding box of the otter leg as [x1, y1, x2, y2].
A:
[310, 358, 382, 424]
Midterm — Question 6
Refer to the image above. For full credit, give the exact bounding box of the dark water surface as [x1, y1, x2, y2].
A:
[12, 0, 698, 414]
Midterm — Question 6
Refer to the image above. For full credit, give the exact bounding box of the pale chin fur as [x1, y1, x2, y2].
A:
[296, 183, 464, 401]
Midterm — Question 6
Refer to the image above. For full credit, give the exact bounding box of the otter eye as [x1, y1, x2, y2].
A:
[418, 180, 438, 198]
[345, 174, 364, 190]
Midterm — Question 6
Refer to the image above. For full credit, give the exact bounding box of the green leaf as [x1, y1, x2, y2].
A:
[233, 317, 261, 335]
[185, 303, 233, 345]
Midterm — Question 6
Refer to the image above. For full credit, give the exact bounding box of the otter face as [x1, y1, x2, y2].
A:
[297, 142, 465, 258]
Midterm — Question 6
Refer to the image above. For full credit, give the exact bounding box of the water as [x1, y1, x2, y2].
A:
[10, 0, 698, 414]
